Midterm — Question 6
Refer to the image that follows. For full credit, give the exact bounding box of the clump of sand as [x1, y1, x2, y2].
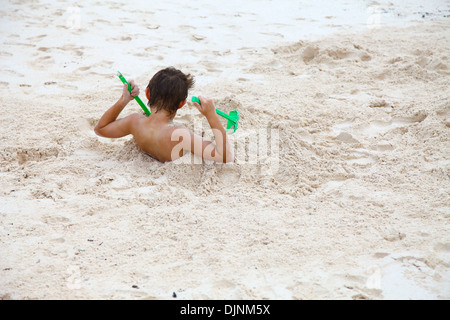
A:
[1, 18, 449, 299]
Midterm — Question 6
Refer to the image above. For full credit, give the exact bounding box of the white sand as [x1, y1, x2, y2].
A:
[0, 0, 449, 299]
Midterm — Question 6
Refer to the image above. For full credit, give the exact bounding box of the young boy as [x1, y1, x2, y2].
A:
[94, 67, 235, 163]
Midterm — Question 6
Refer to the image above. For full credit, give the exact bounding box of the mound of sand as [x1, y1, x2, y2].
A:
[0, 18, 449, 299]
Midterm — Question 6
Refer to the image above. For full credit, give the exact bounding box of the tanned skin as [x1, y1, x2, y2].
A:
[94, 81, 234, 163]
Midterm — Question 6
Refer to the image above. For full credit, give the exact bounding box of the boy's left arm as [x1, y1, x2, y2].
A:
[94, 81, 140, 138]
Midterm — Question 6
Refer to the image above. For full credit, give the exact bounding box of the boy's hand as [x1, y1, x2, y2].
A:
[193, 96, 216, 118]
[122, 80, 140, 104]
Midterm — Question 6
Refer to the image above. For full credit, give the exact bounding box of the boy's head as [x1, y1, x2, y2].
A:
[146, 67, 194, 115]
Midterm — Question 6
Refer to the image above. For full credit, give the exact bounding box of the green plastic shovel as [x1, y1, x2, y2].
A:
[191, 96, 239, 133]
[117, 71, 151, 116]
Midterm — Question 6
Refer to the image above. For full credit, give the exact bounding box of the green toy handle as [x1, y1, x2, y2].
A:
[191, 96, 239, 133]
[191, 96, 231, 121]
[117, 71, 151, 116]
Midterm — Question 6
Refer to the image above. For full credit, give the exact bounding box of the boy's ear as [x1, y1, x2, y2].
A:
[178, 99, 186, 109]
[145, 87, 150, 100]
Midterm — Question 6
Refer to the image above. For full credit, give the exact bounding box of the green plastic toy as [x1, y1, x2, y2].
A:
[191, 96, 239, 133]
[117, 71, 151, 116]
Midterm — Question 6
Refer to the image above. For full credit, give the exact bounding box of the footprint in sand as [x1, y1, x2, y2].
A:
[38, 55, 52, 61]
[217, 165, 240, 186]
[332, 121, 383, 167]
[332, 125, 378, 166]
[335, 132, 360, 144]
[347, 151, 377, 166]
[372, 141, 394, 152]
[25, 34, 47, 41]
[363, 113, 427, 137]
[434, 242, 450, 257]
[4, 69, 24, 78]
[77, 66, 91, 72]
[16, 147, 59, 165]
[41, 215, 70, 224]
[192, 34, 206, 41]
[333, 111, 427, 140]
[0, 51, 13, 57]
[58, 83, 78, 90]
[132, 51, 148, 58]
[301, 45, 319, 63]
[99, 60, 114, 67]
[31, 55, 55, 70]
[367, 99, 391, 108]
[370, 251, 448, 299]
[94, 18, 113, 26]
[436, 106, 450, 127]
[60, 44, 84, 56]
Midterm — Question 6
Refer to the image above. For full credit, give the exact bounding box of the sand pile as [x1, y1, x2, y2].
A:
[0, 14, 449, 299]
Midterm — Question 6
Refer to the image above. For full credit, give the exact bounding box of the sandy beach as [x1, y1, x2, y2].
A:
[0, 0, 449, 299]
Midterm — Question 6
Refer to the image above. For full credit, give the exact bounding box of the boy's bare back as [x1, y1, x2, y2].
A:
[128, 113, 185, 162]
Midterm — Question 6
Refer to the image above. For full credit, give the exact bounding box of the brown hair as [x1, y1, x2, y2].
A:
[147, 67, 194, 115]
